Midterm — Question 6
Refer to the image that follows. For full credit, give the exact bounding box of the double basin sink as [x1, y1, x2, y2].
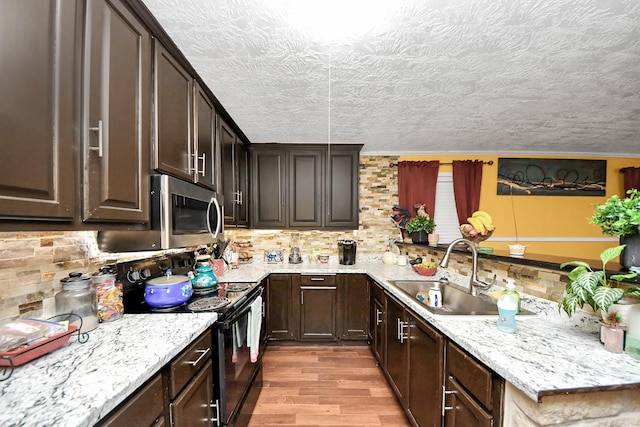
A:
[388, 279, 535, 315]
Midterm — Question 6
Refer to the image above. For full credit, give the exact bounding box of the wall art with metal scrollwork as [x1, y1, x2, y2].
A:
[497, 158, 606, 196]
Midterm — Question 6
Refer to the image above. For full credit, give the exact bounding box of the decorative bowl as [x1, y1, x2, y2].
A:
[318, 255, 330, 264]
[412, 265, 437, 276]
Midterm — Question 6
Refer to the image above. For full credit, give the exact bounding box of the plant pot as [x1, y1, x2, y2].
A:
[604, 327, 624, 353]
[620, 232, 640, 269]
[411, 231, 429, 244]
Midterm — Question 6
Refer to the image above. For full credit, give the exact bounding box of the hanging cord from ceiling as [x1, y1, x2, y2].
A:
[388, 160, 494, 168]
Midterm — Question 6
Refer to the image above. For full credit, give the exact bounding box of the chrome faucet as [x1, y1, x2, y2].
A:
[439, 238, 496, 296]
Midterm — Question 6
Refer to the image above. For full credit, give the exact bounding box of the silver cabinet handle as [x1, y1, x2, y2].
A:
[89, 120, 103, 157]
[442, 385, 457, 415]
[199, 153, 206, 176]
[211, 399, 220, 425]
[397, 318, 408, 343]
[187, 347, 211, 367]
[376, 309, 383, 326]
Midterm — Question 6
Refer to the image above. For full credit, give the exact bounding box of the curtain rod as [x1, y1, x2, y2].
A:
[388, 160, 494, 168]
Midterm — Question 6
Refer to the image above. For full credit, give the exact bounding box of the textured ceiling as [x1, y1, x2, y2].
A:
[140, 0, 640, 156]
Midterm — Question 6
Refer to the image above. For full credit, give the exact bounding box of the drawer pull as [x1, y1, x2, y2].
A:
[187, 347, 211, 367]
[442, 386, 457, 415]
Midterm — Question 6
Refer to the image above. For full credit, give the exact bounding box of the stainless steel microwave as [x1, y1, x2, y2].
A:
[98, 175, 223, 252]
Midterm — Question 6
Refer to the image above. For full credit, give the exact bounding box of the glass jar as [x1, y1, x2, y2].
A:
[93, 266, 123, 322]
[55, 272, 99, 333]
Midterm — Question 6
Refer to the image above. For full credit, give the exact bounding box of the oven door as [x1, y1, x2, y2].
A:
[215, 292, 263, 426]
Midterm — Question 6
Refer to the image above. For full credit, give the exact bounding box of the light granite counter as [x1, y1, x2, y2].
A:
[2, 260, 640, 426]
[0, 312, 217, 427]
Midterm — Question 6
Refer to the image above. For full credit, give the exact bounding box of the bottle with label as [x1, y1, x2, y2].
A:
[496, 292, 517, 334]
[504, 278, 521, 314]
[428, 284, 442, 308]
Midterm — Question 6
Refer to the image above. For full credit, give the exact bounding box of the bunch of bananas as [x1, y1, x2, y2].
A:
[460, 210, 495, 237]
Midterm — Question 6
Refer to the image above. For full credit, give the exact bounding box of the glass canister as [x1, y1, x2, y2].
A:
[93, 266, 123, 322]
[55, 272, 99, 333]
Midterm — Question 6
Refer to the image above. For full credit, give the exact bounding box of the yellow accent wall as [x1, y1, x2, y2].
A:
[400, 155, 640, 260]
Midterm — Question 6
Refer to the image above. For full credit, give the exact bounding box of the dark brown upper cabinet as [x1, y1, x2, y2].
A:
[152, 41, 194, 182]
[194, 83, 218, 190]
[220, 118, 249, 227]
[251, 144, 361, 230]
[0, 0, 80, 221]
[82, 0, 151, 223]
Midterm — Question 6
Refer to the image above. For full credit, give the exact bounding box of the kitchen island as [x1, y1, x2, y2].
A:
[1, 261, 639, 426]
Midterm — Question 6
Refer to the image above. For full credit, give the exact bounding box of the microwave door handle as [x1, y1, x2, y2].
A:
[206, 196, 221, 239]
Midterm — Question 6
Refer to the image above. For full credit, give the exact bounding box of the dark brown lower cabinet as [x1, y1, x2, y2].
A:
[169, 360, 213, 427]
[370, 282, 385, 365]
[266, 274, 297, 340]
[97, 373, 165, 427]
[443, 341, 503, 427]
[299, 274, 338, 340]
[407, 312, 444, 427]
[384, 294, 408, 404]
[339, 274, 369, 340]
[443, 376, 492, 427]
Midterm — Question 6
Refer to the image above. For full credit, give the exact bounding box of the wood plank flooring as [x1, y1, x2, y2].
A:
[247, 345, 411, 427]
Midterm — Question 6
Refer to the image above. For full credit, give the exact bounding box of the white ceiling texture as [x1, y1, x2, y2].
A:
[141, 0, 640, 156]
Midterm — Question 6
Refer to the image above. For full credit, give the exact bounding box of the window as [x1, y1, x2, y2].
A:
[433, 172, 460, 244]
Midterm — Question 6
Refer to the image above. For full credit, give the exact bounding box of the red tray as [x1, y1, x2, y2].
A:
[0, 325, 78, 367]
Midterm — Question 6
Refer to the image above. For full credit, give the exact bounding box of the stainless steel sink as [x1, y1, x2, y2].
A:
[387, 279, 534, 315]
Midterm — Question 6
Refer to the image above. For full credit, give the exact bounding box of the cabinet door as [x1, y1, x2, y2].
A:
[300, 275, 337, 340]
[251, 147, 286, 228]
[326, 147, 359, 228]
[339, 274, 369, 340]
[0, 0, 78, 220]
[98, 374, 165, 427]
[220, 118, 236, 224]
[153, 41, 193, 181]
[267, 274, 297, 340]
[384, 294, 408, 404]
[289, 148, 323, 228]
[235, 142, 249, 226]
[370, 284, 385, 365]
[443, 376, 492, 427]
[407, 311, 445, 427]
[170, 359, 214, 427]
[83, 0, 150, 222]
[194, 83, 216, 189]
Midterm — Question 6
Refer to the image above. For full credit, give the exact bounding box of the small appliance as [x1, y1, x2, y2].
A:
[338, 240, 357, 265]
[289, 233, 302, 264]
[97, 175, 224, 252]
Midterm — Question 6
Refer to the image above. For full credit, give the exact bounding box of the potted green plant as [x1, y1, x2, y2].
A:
[589, 189, 640, 268]
[404, 215, 436, 244]
[558, 245, 639, 317]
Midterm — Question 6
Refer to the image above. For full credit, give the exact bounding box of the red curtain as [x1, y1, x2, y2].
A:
[623, 167, 640, 193]
[452, 160, 483, 224]
[398, 161, 440, 217]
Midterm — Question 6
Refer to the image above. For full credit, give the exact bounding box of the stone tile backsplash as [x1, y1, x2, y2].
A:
[0, 155, 570, 320]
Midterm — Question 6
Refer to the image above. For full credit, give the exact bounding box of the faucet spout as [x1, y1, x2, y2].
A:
[439, 238, 496, 296]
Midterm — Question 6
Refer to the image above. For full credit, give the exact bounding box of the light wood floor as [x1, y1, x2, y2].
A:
[247, 345, 411, 427]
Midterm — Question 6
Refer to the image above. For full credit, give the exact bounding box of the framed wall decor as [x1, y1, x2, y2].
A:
[497, 158, 606, 196]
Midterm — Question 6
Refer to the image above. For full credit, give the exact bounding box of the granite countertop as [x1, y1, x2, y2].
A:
[2, 260, 640, 427]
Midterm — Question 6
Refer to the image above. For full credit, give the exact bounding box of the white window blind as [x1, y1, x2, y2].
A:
[433, 172, 461, 244]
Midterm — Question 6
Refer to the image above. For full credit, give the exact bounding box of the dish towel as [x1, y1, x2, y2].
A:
[248, 295, 262, 363]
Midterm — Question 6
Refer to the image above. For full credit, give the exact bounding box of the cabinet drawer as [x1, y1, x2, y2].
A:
[169, 331, 213, 399]
[300, 274, 336, 286]
[98, 373, 164, 426]
[446, 341, 493, 410]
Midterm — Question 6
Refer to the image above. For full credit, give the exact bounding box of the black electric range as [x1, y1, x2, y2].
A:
[114, 252, 261, 321]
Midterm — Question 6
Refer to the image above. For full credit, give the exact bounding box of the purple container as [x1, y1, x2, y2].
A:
[144, 274, 193, 308]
